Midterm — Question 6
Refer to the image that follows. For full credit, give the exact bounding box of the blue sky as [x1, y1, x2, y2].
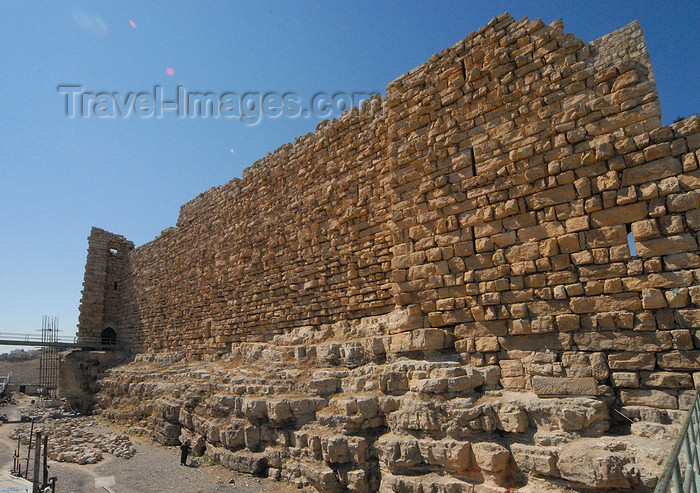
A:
[1, 1, 699, 349]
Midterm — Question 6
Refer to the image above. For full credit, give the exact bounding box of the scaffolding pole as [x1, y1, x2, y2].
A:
[38, 316, 60, 398]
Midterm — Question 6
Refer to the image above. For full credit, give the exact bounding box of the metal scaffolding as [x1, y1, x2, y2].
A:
[38, 315, 60, 398]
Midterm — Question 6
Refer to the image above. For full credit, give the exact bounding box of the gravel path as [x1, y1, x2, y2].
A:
[0, 396, 304, 493]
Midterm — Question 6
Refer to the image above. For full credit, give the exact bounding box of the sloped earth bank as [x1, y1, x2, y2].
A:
[0, 396, 303, 493]
[96, 328, 680, 492]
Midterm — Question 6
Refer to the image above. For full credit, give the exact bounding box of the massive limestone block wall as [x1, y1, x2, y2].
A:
[129, 98, 393, 351]
[79, 13, 700, 411]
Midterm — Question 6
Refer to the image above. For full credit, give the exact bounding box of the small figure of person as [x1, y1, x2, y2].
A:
[180, 440, 191, 466]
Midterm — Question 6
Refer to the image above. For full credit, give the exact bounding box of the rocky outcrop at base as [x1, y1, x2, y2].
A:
[96, 324, 678, 492]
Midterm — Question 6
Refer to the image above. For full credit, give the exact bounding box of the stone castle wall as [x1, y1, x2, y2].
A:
[78, 13, 700, 410]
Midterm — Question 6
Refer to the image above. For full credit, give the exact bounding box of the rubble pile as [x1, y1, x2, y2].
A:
[9, 417, 136, 465]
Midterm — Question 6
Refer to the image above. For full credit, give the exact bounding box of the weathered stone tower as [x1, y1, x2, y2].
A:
[76, 227, 135, 351]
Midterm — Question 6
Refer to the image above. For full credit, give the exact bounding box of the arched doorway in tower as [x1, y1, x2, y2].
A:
[101, 327, 117, 349]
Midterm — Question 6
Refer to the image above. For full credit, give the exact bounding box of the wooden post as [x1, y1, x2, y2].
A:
[13, 435, 21, 476]
[32, 431, 41, 493]
[42, 434, 49, 488]
[25, 419, 34, 478]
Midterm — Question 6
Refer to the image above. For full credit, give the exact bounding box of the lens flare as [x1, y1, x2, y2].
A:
[129, 20, 136, 28]
[166, 68, 174, 76]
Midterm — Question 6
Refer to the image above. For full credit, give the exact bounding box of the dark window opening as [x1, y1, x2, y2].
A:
[101, 327, 117, 348]
[114, 282, 118, 290]
[470, 147, 476, 177]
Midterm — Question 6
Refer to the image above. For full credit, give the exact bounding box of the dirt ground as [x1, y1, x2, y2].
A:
[0, 394, 305, 493]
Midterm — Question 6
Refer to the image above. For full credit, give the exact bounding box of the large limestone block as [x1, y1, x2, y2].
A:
[611, 372, 640, 388]
[526, 397, 609, 434]
[555, 314, 580, 332]
[154, 399, 181, 424]
[300, 461, 342, 492]
[378, 472, 474, 493]
[408, 378, 448, 394]
[590, 202, 648, 228]
[493, 402, 529, 433]
[525, 184, 576, 210]
[619, 389, 678, 409]
[380, 371, 409, 395]
[510, 443, 559, 477]
[631, 219, 660, 240]
[532, 376, 598, 396]
[497, 333, 571, 352]
[471, 441, 511, 473]
[573, 331, 672, 352]
[346, 436, 369, 466]
[309, 377, 340, 396]
[220, 423, 245, 449]
[607, 352, 656, 370]
[658, 351, 700, 370]
[386, 400, 443, 432]
[227, 450, 269, 476]
[387, 328, 449, 353]
[413, 329, 448, 351]
[677, 310, 700, 328]
[243, 398, 268, 421]
[290, 397, 326, 421]
[376, 434, 422, 472]
[668, 191, 700, 212]
[636, 234, 698, 258]
[642, 371, 693, 389]
[621, 157, 682, 186]
[455, 320, 508, 338]
[641, 288, 667, 309]
[417, 438, 471, 473]
[585, 225, 627, 248]
[391, 252, 426, 270]
[569, 293, 641, 313]
[322, 435, 350, 464]
[267, 400, 293, 425]
[505, 242, 540, 262]
[556, 441, 630, 489]
[447, 370, 484, 393]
